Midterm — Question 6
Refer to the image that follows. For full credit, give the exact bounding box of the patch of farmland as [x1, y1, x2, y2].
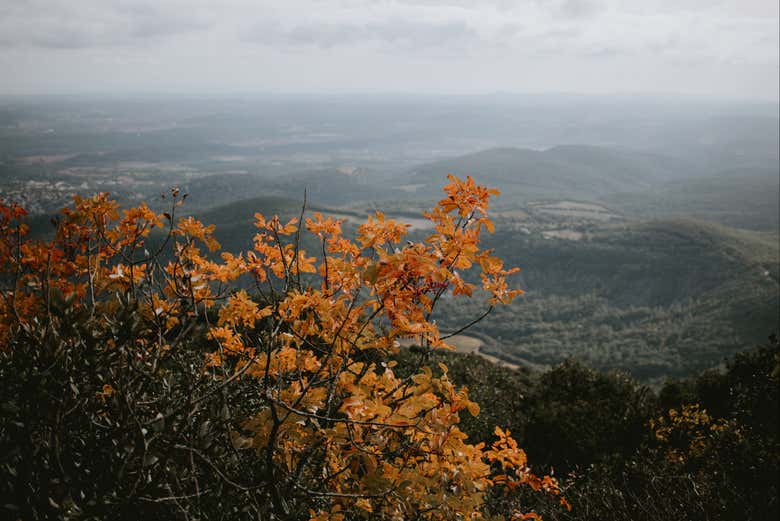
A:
[530, 201, 620, 221]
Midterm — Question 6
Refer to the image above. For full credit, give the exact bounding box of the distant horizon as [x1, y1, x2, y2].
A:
[1, 89, 778, 105]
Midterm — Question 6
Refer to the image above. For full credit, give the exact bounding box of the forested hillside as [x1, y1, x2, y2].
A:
[436, 219, 779, 381]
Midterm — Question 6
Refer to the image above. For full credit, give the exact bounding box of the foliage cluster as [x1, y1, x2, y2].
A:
[0, 178, 568, 520]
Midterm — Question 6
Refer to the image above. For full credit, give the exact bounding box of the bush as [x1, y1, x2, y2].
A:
[0, 179, 567, 520]
[523, 360, 655, 472]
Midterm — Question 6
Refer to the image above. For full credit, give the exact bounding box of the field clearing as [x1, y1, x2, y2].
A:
[397, 334, 522, 371]
[333, 213, 434, 231]
[17, 154, 76, 165]
[496, 209, 530, 219]
[533, 201, 610, 212]
[398, 184, 425, 193]
[399, 217, 435, 230]
[446, 334, 483, 354]
[530, 200, 620, 221]
[396, 334, 483, 353]
[542, 229, 584, 241]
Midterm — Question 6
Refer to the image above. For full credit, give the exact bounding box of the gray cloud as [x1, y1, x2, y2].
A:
[0, 0, 209, 49]
[246, 18, 479, 51]
[555, 0, 605, 20]
[0, 0, 776, 99]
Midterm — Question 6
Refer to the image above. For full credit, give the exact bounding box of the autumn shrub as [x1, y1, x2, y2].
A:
[391, 347, 534, 446]
[0, 178, 568, 520]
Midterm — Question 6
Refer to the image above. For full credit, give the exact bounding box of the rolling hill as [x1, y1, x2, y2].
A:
[183, 169, 402, 209]
[602, 167, 780, 231]
[407, 145, 694, 202]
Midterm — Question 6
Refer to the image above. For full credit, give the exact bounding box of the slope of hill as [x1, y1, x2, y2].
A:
[182, 173, 274, 211]
[433, 218, 779, 382]
[602, 168, 780, 231]
[407, 145, 693, 202]
[265, 168, 394, 206]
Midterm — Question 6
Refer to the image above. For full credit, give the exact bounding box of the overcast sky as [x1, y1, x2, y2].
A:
[0, 0, 777, 100]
